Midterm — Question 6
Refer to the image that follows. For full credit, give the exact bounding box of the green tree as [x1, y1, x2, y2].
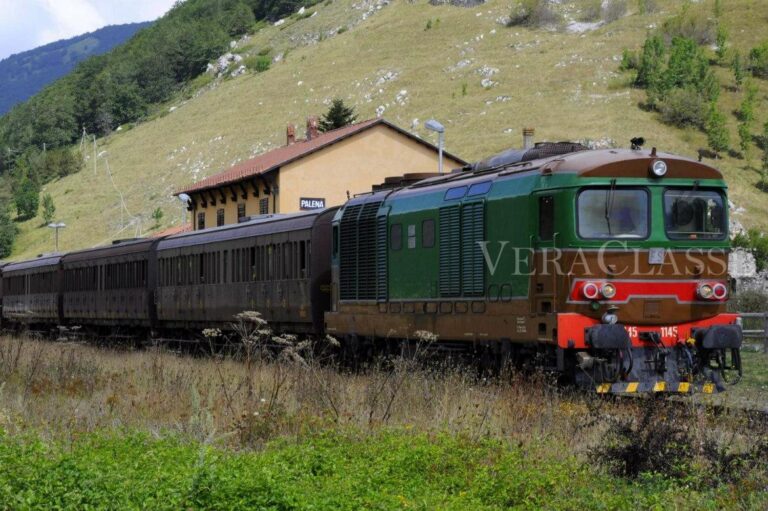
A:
[737, 82, 757, 160]
[42, 193, 56, 225]
[151, 207, 164, 230]
[0, 207, 17, 258]
[635, 34, 665, 93]
[762, 120, 768, 188]
[732, 51, 745, 89]
[706, 102, 729, 156]
[318, 99, 358, 132]
[14, 177, 40, 219]
[715, 24, 728, 62]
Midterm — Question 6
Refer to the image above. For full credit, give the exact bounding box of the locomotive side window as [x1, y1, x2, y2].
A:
[468, 181, 492, 197]
[391, 224, 403, 251]
[539, 195, 554, 241]
[577, 188, 649, 239]
[422, 220, 435, 248]
[664, 189, 726, 240]
[444, 186, 467, 201]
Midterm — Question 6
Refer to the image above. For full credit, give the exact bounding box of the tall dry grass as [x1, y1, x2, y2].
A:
[0, 322, 764, 486]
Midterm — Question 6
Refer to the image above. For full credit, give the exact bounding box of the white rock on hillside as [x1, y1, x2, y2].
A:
[729, 249, 757, 279]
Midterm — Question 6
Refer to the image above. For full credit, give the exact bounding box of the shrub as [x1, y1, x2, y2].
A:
[658, 87, 706, 128]
[603, 0, 627, 23]
[715, 24, 728, 62]
[661, 3, 716, 45]
[0, 207, 17, 258]
[706, 101, 730, 156]
[619, 48, 638, 71]
[244, 55, 271, 73]
[636, 0, 656, 15]
[42, 193, 56, 225]
[728, 289, 768, 313]
[508, 0, 560, 28]
[732, 51, 745, 88]
[580, 0, 602, 22]
[748, 41, 768, 78]
[733, 228, 768, 272]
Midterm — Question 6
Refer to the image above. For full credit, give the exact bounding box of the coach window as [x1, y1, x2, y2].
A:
[300, 240, 307, 277]
[390, 224, 403, 251]
[422, 220, 435, 248]
[197, 212, 205, 230]
[539, 195, 554, 241]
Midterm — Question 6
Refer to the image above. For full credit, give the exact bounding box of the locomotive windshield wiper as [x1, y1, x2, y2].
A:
[605, 179, 617, 235]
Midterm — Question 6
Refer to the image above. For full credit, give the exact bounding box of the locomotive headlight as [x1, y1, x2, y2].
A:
[698, 284, 714, 300]
[650, 160, 667, 177]
[601, 283, 617, 299]
[583, 282, 600, 300]
[712, 283, 728, 300]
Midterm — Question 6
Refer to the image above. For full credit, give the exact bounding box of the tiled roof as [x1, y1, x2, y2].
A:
[176, 118, 465, 195]
[151, 224, 193, 238]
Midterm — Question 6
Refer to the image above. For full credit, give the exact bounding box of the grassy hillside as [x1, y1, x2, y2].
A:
[0, 22, 151, 115]
[8, 0, 768, 259]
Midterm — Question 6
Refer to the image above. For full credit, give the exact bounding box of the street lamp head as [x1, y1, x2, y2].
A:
[47, 222, 66, 229]
[178, 193, 191, 203]
[424, 119, 445, 133]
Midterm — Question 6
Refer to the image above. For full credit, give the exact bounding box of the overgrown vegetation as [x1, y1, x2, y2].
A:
[619, 2, 768, 160]
[0, 327, 765, 508]
[733, 228, 768, 272]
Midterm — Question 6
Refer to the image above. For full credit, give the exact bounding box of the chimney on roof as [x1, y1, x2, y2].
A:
[523, 127, 535, 150]
[286, 123, 296, 145]
[306, 116, 319, 141]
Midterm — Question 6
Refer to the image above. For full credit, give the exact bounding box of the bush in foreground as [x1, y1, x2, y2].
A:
[0, 428, 763, 510]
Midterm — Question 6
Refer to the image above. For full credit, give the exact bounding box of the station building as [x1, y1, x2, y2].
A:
[175, 117, 466, 230]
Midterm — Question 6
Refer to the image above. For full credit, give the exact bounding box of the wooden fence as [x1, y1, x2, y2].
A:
[740, 312, 768, 353]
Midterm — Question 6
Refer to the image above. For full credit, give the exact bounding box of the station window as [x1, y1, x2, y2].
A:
[237, 203, 246, 220]
[217, 209, 225, 227]
[197, 212, 205, 230]
[259, 198, 269, 215]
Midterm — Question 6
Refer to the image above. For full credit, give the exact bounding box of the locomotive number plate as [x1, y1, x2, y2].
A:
[648, 248, 666, 265]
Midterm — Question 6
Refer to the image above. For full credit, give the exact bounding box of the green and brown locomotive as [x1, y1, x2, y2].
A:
[0, 141, 743, 395]
[326, 143, 742, 394]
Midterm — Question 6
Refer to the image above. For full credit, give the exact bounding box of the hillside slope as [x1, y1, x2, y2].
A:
[8, 0, 768, 259]
[0, 22, 151, 115]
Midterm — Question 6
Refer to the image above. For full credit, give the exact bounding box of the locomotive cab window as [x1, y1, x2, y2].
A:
[539, 195, 554, 241]
[664, 189, 726, 240]
[577, 188, 649, 239]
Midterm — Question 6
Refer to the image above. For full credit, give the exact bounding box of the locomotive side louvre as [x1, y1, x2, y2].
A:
[61, 238, 160, 327]
[155, 209, 336, 333]
[0, 255, 63, 327]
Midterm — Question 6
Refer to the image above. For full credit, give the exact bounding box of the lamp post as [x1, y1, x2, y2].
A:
[424, 119, 445, 175]
[47, 222, 66, 253]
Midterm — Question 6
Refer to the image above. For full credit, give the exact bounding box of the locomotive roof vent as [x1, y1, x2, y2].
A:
[470, 141, 590, 173]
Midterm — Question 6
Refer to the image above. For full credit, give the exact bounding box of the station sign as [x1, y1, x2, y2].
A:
[300, 197, 326, 210]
